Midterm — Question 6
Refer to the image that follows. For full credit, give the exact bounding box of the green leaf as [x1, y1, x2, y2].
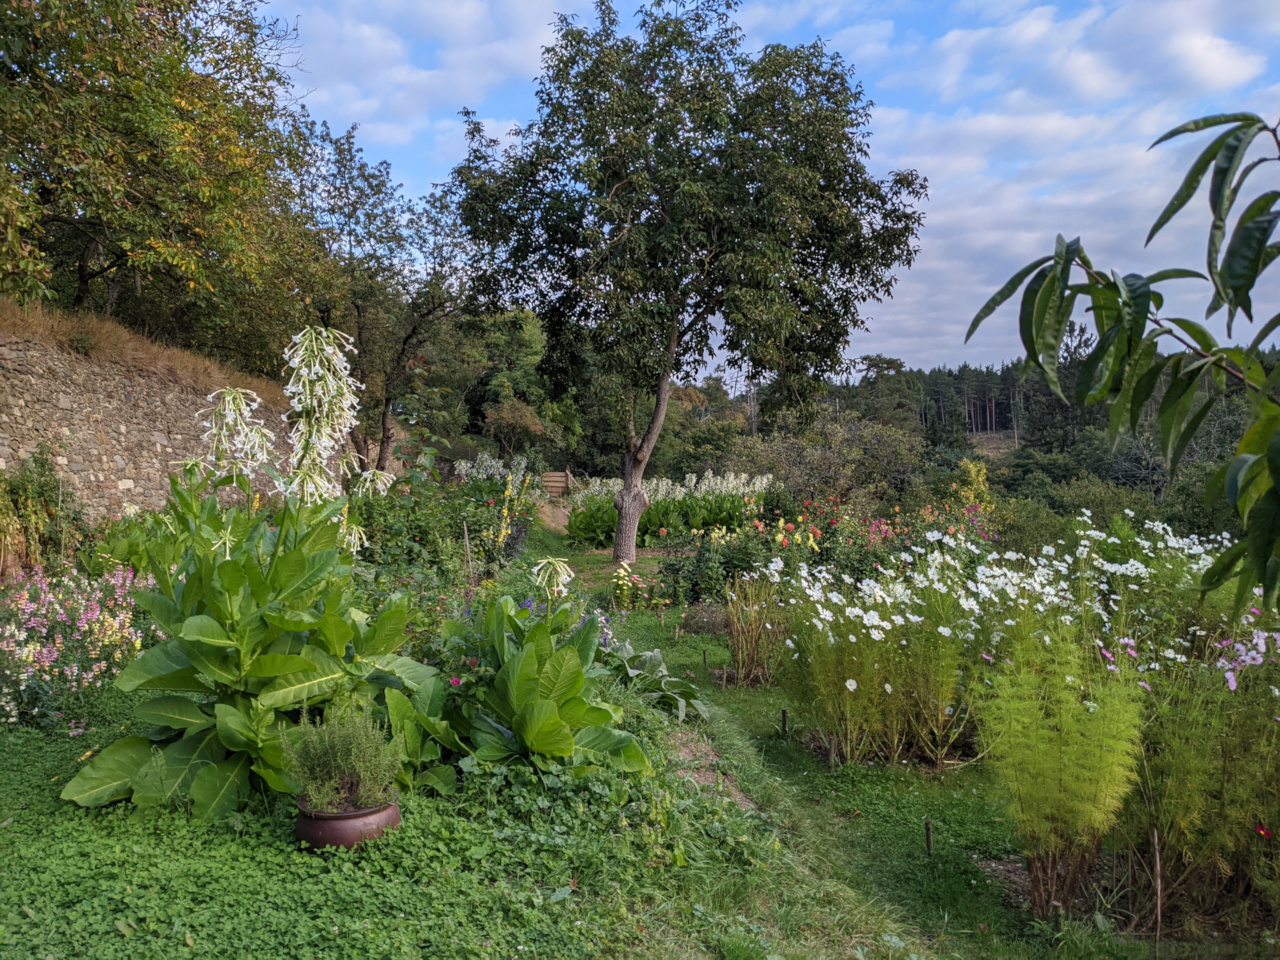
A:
[1224, 206, 1280, 320]
[1074, 322, 1122, 405]
[369, 655, 437, 692]
[1199, 539, 1246, 591]
[1129, 355, 1173, 432]
[1018, 265, 1053, 364]
[116, 640, 192, 692]
[566, 616, 600, 671]
[59, 737, 152, 806]
[1169, 393, 1218, 477]
[132, 728, 226, 807]
[1149, 112, 1265, 148]
[190, 753, 251, 819]
[1247, 311, 1280, 353]
[132, 592, 184, 637]
[214, 703, 258, 751]
[176, 637, 241, 687]
[134, 696, 212, 731]
[537, 646, 585, 706]
[494, 646, 540, 721]
[262, 608, 320, 632]
[256, 646, 346, 708]
[360, 596, 411, 657]
[419, 716, 467, 754]
[1247, 488, 1280, 598]
[246, 654, 317, 678]
[1145, 268, 1208, 284]
[966, 256, 1054, 341]
[1146, 126, 1241, 244]
[513, 700, 575, 758]
[1162, 317, 1217, 353]
[1209, 124, 1266, 220]
[251, 761, 292, 794]
[180, 615, 236, 648]
[572, 725, 650, 773]
[416, 765, 457, 796]
[524, 622, 554, 670]
[411, 675, 447, 720]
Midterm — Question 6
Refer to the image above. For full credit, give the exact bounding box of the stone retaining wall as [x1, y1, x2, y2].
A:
[0, 332, 288, 522]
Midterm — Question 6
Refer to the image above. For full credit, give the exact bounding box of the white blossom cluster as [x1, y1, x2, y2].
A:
[569, 469, 771, 507]
[772, 513, 1249, 701]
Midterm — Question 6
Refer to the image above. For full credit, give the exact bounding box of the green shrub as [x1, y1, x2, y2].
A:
[283, 709, 400, 813]
[980, 628, 1142, 917]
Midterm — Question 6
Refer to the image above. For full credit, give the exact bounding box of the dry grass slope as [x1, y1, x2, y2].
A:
[0, 299, 287, 409]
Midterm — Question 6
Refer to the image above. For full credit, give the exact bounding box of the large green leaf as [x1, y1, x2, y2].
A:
[262, 608, 320, 632]
[416, 765, 457, 796]
[134, 696, 213, 731]
[59, 737, 152, 806]
[246, 654, 317, 678]
[493, 646, 540, 721]
[360, 596, 411, 657]
[176, 636, 242, 686]
[538, 647, 585, 706]
[116, 640, 193, 692]
[180, 615, 236, 648]
[1149, 112, 1265, 148]
[190, 753, 252, 819]
[566, 616, 600, 671]
[372, 654, 437, 692]
[214, 703, 259, 751]
[513, 700, 575, 758]
[132, 591, 184, 638]
[256, 646, 346, 708]
[572, 725, 650, 773]
[131, 728, 226, 807]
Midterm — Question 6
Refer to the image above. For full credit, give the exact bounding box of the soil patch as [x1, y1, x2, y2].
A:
[668, 729, 754, 811]
[539, 501, 569, 533]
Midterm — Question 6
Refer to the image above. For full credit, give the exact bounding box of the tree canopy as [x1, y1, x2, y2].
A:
[453, 0, 926, 559]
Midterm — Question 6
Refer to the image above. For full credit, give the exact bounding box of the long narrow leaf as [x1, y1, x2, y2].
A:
[1146, 126, 1241, 244]
[966, 256, 1052, 341]
[1149, 113, 1264, 148]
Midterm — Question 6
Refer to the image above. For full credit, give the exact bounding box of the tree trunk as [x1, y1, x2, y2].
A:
[374, 400, 395, 471]
[74, 241, 93, 308]
[612, 357, 677, 563]
[350, 428, 371, 473]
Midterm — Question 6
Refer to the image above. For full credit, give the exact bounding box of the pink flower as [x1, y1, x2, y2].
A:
[450, 677, 462, 686]
[1139, 681, 1152, 692]
[1226, 670, 1238, 692]
[980, 652, 993, 662]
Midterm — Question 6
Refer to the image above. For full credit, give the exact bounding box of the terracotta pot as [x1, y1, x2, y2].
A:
[295, 797, 400, 850]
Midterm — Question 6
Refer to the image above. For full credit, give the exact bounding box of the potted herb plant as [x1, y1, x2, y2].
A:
[285, 710, 403, 849]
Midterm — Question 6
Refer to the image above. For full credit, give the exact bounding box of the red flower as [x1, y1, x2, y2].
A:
[785, 523, 795, 533]
[1257, 825, 1274, 839]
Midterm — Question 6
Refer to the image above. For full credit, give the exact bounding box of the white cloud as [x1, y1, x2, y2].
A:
[278, 0, 1280, 367]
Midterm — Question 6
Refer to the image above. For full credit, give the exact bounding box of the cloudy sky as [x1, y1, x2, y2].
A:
[277, 0, 1280, 370]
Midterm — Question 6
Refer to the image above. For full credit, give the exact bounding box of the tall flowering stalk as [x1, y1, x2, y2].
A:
[200, 387, 277, 492]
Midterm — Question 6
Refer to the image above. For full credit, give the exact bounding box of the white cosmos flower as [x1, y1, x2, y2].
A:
[937, 626, 952, 637]
[884, 683, 893, 694]
[845, 679, 857, 692]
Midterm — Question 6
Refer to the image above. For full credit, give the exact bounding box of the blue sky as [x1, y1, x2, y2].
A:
[277, 0, 1280, 369]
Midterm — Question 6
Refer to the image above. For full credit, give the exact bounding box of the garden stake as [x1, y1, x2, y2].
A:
[828, 739, 836, 771]
[925, 819, 933, 857]
[462, 521, 474, 583]
[781, 709, 787, 736]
